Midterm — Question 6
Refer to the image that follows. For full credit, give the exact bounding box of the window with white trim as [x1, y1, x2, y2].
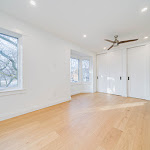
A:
[70, 58, 79, 82]
[70, 56, 91, 83]
[0, 30, 21, 91]
[82, 59, 90, 82]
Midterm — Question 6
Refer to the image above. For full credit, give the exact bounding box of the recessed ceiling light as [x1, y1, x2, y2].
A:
[141, 7, 148, 12]
[144, 36, 149, 39]
[83, 35, 87, 38]
[103, 47, 107, 50]
[30, 0, 36, 6]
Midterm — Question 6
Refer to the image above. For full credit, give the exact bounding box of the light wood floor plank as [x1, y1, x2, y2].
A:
[0, 93, 150, 150]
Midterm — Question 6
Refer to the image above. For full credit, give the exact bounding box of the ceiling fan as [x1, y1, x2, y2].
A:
[105, 35, 138, 50]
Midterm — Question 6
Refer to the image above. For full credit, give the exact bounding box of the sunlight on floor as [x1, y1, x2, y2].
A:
[100, 101, 147, 110]
[77, 102, 147, 114]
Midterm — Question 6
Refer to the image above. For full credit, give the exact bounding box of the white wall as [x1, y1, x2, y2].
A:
[0, 12, 96, 121]
[71, 84, 94, 95]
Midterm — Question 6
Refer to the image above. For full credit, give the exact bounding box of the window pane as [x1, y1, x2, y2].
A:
[0, 33, 18, 90]
[70, 58, 79, 82]
[82, 60, 90, 82]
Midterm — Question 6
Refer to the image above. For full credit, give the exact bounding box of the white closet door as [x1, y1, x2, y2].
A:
[108, 50, 122, 95]
[97, 50, 122, 95]
[128, 46, 147, 99]
[97, 54, 109, 93]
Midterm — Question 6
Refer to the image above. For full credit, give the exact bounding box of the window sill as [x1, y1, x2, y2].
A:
[82, 82, 92, 85]
[0, 88, 26, 97]
[71, 82, 92, 85]
[71, 82, 81, 85]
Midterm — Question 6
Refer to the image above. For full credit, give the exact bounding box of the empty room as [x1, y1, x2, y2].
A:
[0, 0, 150, 150]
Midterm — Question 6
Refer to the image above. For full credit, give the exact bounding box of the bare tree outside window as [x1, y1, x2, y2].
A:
[0, 33, 18, 90]
[82, 60, 90, 82]
[70, 58, 79, 82]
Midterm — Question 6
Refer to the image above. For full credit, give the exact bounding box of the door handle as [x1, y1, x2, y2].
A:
[120, 77, 122, 80]
[97, 76, 98, 79]
[128, 77, 130, 80]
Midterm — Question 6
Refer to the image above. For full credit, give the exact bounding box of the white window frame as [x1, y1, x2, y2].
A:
[70, 57, 80, 84]
[0, 28, 23, 94]
[70, 55, 91, 85]
[81, 58, 91, 83]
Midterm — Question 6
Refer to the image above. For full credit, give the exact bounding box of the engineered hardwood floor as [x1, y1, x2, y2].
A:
[0, 93, 150, 150]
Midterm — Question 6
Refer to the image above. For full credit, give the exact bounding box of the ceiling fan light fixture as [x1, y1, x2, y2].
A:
[103, 47, 106, 50]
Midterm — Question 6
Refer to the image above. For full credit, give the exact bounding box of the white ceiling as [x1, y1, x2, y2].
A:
[0, 0, 150, 52]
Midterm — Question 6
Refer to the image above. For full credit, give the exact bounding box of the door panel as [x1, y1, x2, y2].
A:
[128, 46, 147, 99]
[97, 50, 122, 96]
[108, 50, 122, 95]
[97, 54, 109, 93]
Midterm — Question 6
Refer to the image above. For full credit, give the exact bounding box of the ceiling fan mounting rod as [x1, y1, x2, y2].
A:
[114, 35, 118, 39]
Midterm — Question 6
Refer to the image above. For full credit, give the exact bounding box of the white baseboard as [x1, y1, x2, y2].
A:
[71, 90, 93, 96]
[71, 91, 81, 96]
[0, 96, 71, 121]
[82, 90, 93, 93]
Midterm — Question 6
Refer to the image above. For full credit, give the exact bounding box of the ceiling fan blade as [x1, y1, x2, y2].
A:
[119, 39, 138, 44]
[105, 39, 115, 43]
[108, 45, 114, 50]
